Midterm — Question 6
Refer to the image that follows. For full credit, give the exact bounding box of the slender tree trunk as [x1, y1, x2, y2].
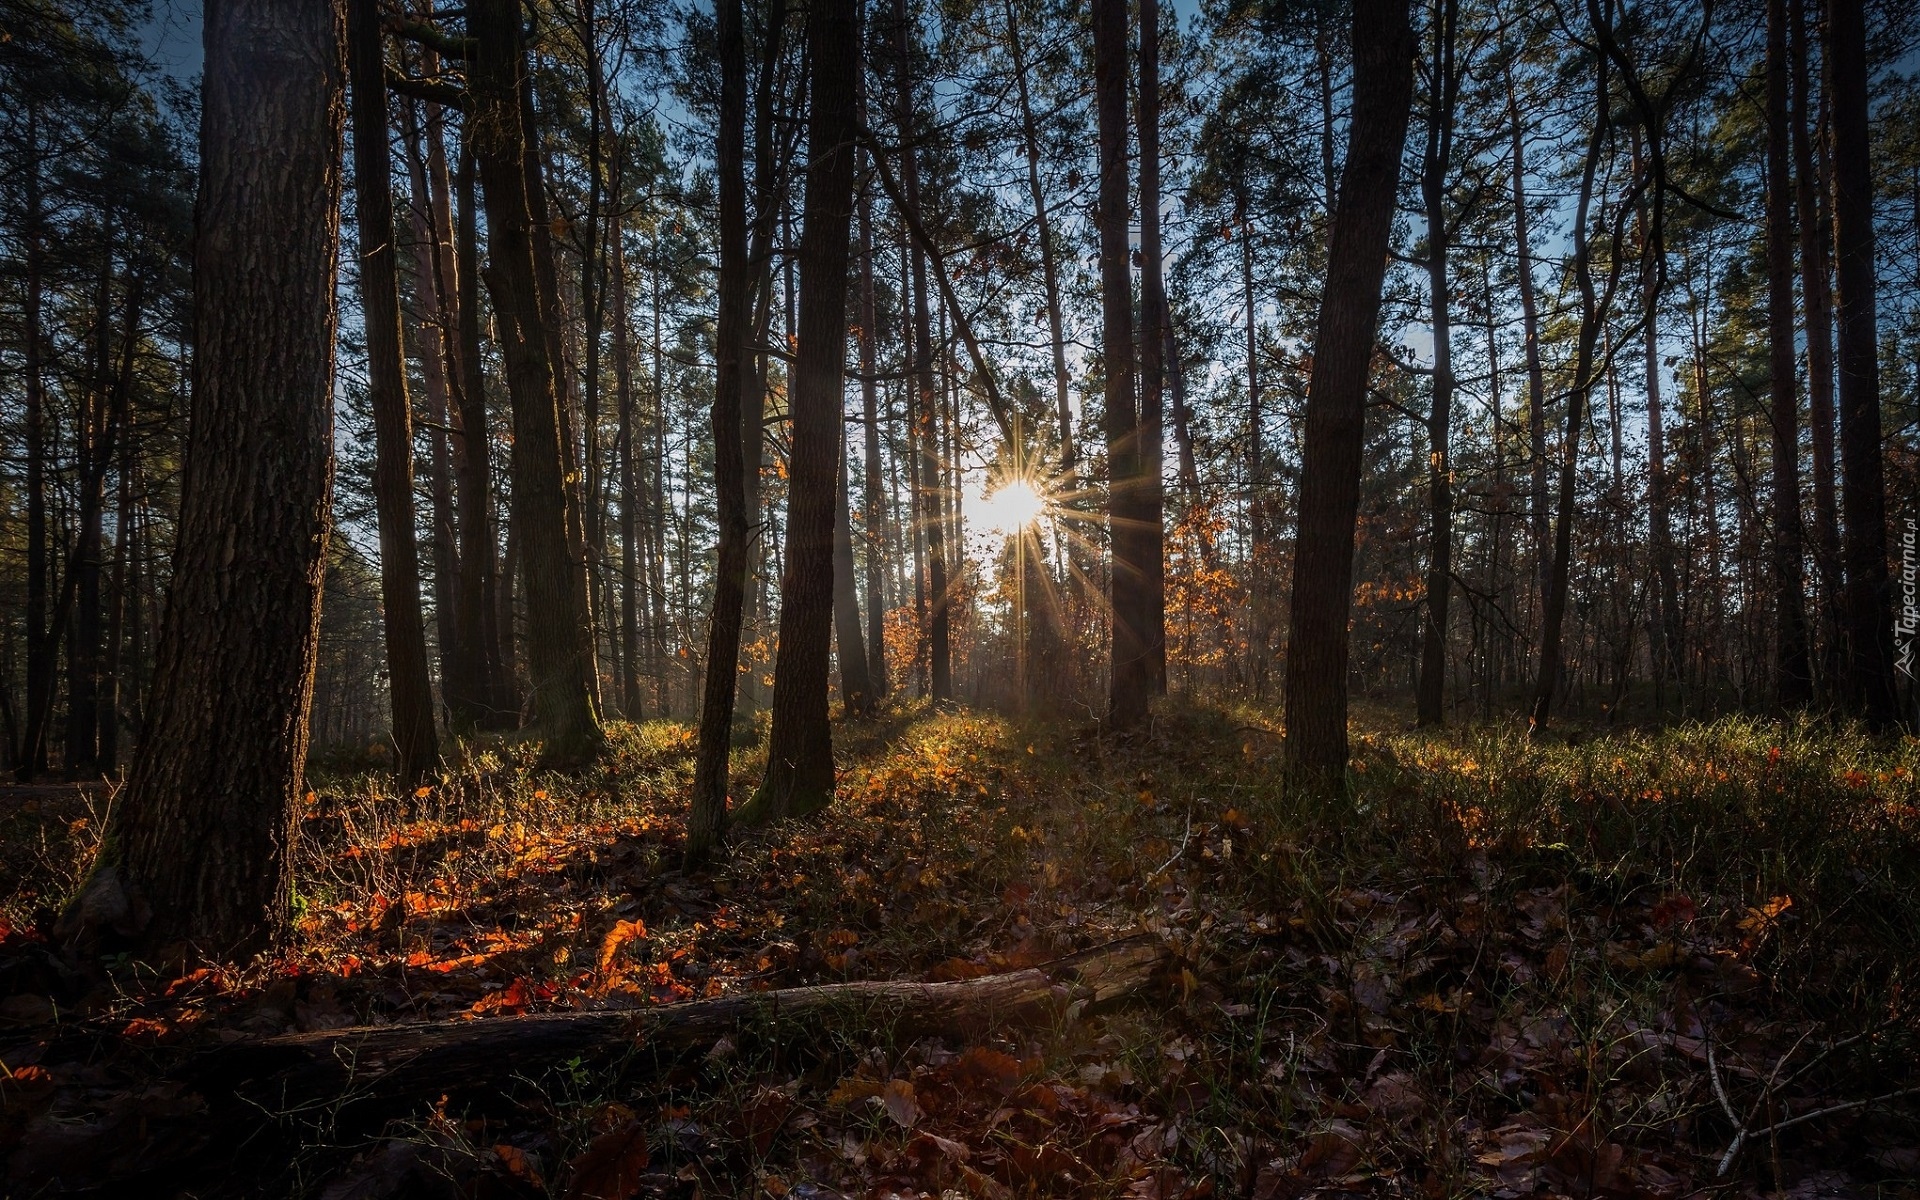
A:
[1239, 195, 1266, 700]
[1766, 0, 1812, 707]
[1506, 82, 1550, 612]
[64, 248, 115, 774]
[63, 0, 346, 959]
[1416, 0, 1458, 727]
[101, 419, 134, 772]
[1137, 0, 1167, 697]
[685, 0, 753, 865]
[469, 0, 604, 764]
[1632, 130, 1681, 692]
[1790, 0, 1842, 694]
[1826, 0, 1897, 724]
[891, 0, 949, 702]
[1093, 0, 1146, 727]
[351, 0, 440, 782]
[20, 108, 50, 781]
[856, 156, 890, 697]
[1281, 0, 1414, 788]
[453, 143, 513, 726]
[1528, 36, 1610, 735]
[612, 216, 645, 719]
[833, 424, 874, 715]
[747, 0, 861, 821]
[1006, 0, 1073, 470]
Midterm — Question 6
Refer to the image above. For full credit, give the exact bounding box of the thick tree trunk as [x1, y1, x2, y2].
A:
[61, 0, 346, 960]
[469, 0, 604, 765]
[1282, 0, 1413, 788]
[1415, 0, 1458, 728]
[1093, 0, 1146, 728]
[350, 0, 440, 783]
[685, 0, 754, 866]
[1137, 0, 1167, 697]
[1825, 0, 1897, 725]
[1765, 0, 1812, 708]
[746, 0, 861, 822]
[1790, 0, 1842, 694]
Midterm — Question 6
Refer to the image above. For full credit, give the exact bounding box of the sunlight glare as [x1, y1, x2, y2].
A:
[978, 477, 1048, 538]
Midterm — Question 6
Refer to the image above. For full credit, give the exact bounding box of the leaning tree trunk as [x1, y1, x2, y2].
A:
[61, 0, 346, 961]
[1765, 0, 1812, 708]
[1093, 0, 1147, 728]
[743, 0, 861, 824]
[350, 0, 440, 782]
[1826, 0, 1898, 726]
[468, 0, 604, 765]
[684, 0, 754, 866]
[1281, 0, 1414, 790]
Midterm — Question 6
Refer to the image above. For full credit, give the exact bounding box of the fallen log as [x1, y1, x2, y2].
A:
[198, 933, 1166, 1120]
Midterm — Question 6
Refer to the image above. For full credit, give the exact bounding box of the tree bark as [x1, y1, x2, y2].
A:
[1093, 0, 1147, 728]
[1765, 0, 1812, 708]
[1281, 0, 1414, 789]
[62, 0, 346, 960]
[1415, 0, 1458, 728]
[1006, 0, 1073, 471]
[1825, 0, 1896, 725]
[1137, 0, 1167, 698]
[685, 0, 753, 866]
[468, 0, 604, 765]
[351, 0, 441, 782]
[1505, 79, 1551, 614]
[834, 423, 874, 715]
[745, 0, 861, 822]
[19, 106, 50, 781]
[856, 151, 890, 697]
[1790, 0, 1842, 695]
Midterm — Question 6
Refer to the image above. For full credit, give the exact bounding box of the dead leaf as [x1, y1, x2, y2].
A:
[564, 1121, 650, 1200]
[882, 1078, 921, 1128]
[598, 919, 648, 976]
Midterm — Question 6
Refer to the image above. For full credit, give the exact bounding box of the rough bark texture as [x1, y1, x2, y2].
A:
[746, 0, 860, 823]
[350, 0, 441, 782]
[1764, 0, 1811, 708]
[1093, 0, 1147, 728]
[468, 0, 604, 765]
[1281, 0, 1413, 790]
[62, 0, 346, 960]
[1825, 0, 1898, 726]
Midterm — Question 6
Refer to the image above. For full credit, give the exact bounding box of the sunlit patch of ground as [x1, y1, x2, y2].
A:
[1, 703, 1918, 1196]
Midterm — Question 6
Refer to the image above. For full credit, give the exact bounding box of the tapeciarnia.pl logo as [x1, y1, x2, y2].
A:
[1899, 517, 1917, 680]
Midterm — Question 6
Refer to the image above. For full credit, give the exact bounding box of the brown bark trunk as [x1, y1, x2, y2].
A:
[857, 151, 890, 697]
[746, 0, 861, 821]
[1766, 0, 1812, 708]
[1006, 0, 1073, 470]
[685, 0, 754, 866]
[469, 0, 604, 764]
[834, 425, 874, 715]
[1826, 0, 1897, 724]
[1094, 0, 1146, 728]
[20, 106, 50, 781]
[63, 0, 346, 959]
[1506, 81, 1551, 612]
[351, 0, 441, 782]
[1137, 0, 1167, 697]
[1281, 0, 1413, 789]
[1416, 0, 1458, 728]
[612, 216, 645, 719]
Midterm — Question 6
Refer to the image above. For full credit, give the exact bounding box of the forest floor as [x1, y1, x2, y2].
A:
[0, 701, 1918, 1198]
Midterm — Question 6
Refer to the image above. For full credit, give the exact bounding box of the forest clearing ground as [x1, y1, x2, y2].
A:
[1, 703, 1919, 1197]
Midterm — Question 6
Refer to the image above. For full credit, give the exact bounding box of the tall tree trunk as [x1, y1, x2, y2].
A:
[20, 106, 50, 781]
[1137, 0, 1167, 697]
[833, 424, 874, 715]
[469, 0, 604, 764]
[685, 0, 753, 866]
[1528, 32, 1610, 735]
[64, 247, 116, 775]
[1416, 0, 1458, 728]
[856, 154, 890, 697]
[1633, 130, 1681, 692]
[1281, 0, 1414, 788]
[351, 0, 440, 783]
[63, 0, 346, 959]
[890, 0, 949, 702]
[1790, 0, 1842, 695]
[100, 417, 135, 772]
[1006, 0, 1073, 470]
[1826, 0, 1897, 725]
[1239, 194, 1266, 701]
[1505, 80, 1551, 613]
[1093, 0, 1146, 728]
[1765, 0, 1812, 708]
[746, 0, 861, 821]
[453, 142, 514, 726]
[612, 215, 645, 719]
